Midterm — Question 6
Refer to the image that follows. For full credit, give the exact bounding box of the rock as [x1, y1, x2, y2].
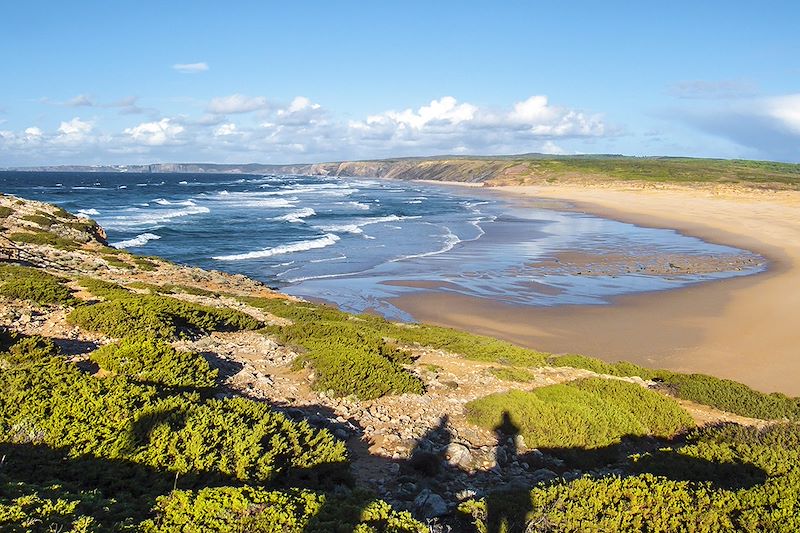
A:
[414, 489, 448, 518]
[443, 442, 472, 469]
[531, 468, 558, 483]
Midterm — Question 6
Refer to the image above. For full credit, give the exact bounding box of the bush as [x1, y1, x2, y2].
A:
[68, 290, 261, 339]
[489, 367, 536, 383]
[0, 206, 14, 218]
[0, 329, 61, 366]
[460, 423, 800, 532]
[272, 320, 423, 400]
[0, 265, 76, 306]
[143, 487, 427, 532]
[466, 378, 694, 450]
[549, 354, 800, 421]
[662, 374, 800, 421]
[7, 231, 77, 250]
[0, 354, 348, 486]
[91, 336, 218, 388]
[21, 214, 56, 227]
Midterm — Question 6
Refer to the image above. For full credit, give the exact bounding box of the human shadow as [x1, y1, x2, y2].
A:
[485, 412, 533, 533]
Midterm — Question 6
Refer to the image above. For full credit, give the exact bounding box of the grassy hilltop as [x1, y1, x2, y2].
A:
[303, 154, 800, 189]
[13, 154, 800, 190]
[1, 193, 800, 531]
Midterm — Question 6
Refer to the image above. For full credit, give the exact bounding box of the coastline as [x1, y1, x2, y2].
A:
[395, 181, 800, 395]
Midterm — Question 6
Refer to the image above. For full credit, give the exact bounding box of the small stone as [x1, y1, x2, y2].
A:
[443, 442, 472, 469]
[532, 468, 557, 483]
[414, 489, 448, 518]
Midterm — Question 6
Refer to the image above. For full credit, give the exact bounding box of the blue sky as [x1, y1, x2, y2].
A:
[1, 1, 798, 165]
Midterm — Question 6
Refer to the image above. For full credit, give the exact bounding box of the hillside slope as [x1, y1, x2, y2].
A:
[1, 193, 799, 531]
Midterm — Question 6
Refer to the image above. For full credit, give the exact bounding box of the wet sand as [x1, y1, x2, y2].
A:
[394, 183, 800, 395]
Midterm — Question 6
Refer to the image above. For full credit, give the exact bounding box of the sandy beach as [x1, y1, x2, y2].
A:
[395, 182, 800, 395]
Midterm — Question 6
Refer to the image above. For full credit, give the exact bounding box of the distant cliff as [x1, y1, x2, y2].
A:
[6, 154, 800, 189]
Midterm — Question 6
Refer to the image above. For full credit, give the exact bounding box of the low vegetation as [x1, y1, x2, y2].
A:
[488, 366, 537, 383]
[69, 279, 261, 339]
[459, 423, 800, 532]
[90, 336, 218, 388]
[0, 264, 76, 306]
[0, 206, 14, 218]
[0, 329, 426, 531]
[549, 354, 800, 421]
[245, 296, 547, 398]
[466, 378, 694, 449]
[7, 230, 78, 250]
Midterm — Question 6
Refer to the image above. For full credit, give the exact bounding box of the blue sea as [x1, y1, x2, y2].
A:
[0, 171, 764, 320]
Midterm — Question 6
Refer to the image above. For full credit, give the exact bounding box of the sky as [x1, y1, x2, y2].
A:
[0, 0, 798, 166]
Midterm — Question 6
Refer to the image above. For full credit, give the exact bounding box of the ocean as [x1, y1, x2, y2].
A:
[0, 171, 764, 320]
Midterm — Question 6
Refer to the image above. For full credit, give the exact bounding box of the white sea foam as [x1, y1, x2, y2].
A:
[77, 208, 100, 217]
[208, 191, 296, 208]
[314, 215, 420, 235]
[102, 205, 211, 229]
[112, 232, 161, 249]
[271, 207, 316, 223]
[179, 180, 188, 185]
[213, 234, 341, 261]
[405, 200, 423, 204]
[310, 254, 347, 263]
[344, 201, 371, 210]
[153, 198, 197, 206]
[391, 226, 461, 262]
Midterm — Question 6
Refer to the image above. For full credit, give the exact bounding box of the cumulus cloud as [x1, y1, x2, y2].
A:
[207, 94, 269, 114]
[213, 123, 238, 136]
[57, 118, 93, 141]
[172, 62, 209, 74]
[123, 118, 184, 145]
[347, 95, 606, 154]
[1, 94, 613, 164]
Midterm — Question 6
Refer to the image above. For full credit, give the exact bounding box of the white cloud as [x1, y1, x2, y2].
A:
[1, 94, 613, 165]
[214, 123, 237, 136]
[674, 93, 800, 161]
[172, 62, 209, 74]
[24, 127, 43, 138]
[57, 117, 93, 140]
[763, 94, 800, 133]
[207, 94, 269, 114]
[67, 94, 94, 107]
[123, 118, 184, 145]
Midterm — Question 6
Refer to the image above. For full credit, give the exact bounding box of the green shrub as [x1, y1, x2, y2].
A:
[243, 297, 548, 367]
[8, 231, 77, 250]
[68, 291, 260, 339]
[143, 487, 427, 532]
[489, 367, 536, 383]
[0, 356, 348, 486]
[78, 277, 133, 299]
[661, 374, 800, 421]
[459, 423, 800, 532]
[52, 206, 76, 219]
[104, 254, 134, 269]
[549, 354, 800, 421]
[466, 378, 693, 449]
[91, 336, 218, 388]
[0, 329, 61, 366]
[132, 257, 158, 271]
[21, 214, 55, 227]
[243, 296, 550, 399]
[0, 265, 75, 306]
[0, 206, 14, 218]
